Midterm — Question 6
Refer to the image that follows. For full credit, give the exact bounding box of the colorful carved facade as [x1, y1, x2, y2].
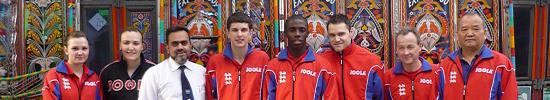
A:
[287, 0, 338, 52]
[1, 0, 521, 99]
[0, 0, 16, 96]
[403, 0, 454, 64]
[230, 0, 276, 56]
[171, 0, 222, 66]
[346, 0, 390, 65]
[130, 12, 157, 62]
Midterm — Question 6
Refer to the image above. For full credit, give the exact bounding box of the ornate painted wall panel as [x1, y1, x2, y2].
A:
[458, 0, 499, 51]
[171, 0, 222, 65]
[402, 0, 453, 64]
[8, 0, 67, 98]
[287, 0, 338, 52]
[229, 0, 276, 56]
[345, 0, 390, 64]
[25, 0, 65, 68]
[0, 0, 17, 96]
[130, 12, 157, 62]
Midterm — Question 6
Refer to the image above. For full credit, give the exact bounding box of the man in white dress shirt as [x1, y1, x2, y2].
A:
[139, 26, 206, 100]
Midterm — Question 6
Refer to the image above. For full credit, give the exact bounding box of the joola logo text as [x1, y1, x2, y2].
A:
[475, 68, 494, 74]
[350, 70, 367, 76]
[246, 67, 263, 73]
[301, 69, 316, 77]
[419, 79, 432, 84]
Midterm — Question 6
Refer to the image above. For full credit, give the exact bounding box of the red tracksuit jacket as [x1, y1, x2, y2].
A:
[440, 46, 517, 100]
[384, 58, 444, 100]
[42, 61, 103, 100]
[318, 44, 385, 100]
[265, 48, 339, 100]
[206, 46, 270, 100]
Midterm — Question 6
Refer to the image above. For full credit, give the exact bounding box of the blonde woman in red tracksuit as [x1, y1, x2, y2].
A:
[384, 28, 444, 100]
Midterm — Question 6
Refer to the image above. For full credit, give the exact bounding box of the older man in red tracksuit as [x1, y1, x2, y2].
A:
[384, 28, 444, 100]
[441, 12, 517, 100]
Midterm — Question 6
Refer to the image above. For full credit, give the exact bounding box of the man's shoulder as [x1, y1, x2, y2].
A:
[490, 50, 511, 61]
[143, 59, 157, 67]
[250, 50, 269, 58]
[188, 61, 206, 72]
[146, 60, 171, 73]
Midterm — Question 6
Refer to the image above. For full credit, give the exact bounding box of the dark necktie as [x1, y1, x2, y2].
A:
[180, 65, 194, 100]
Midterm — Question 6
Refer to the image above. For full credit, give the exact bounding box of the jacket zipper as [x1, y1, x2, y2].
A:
[291, 60, 304, 100]
[340, 53, 346, 100]
[463, 85, 466, 100]
[292, 71, 296, 100]
[238, 69, 242, 100]
[412, 80, 415, 100]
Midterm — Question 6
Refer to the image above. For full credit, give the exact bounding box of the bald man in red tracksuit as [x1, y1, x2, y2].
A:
[384, 58, 444, 100]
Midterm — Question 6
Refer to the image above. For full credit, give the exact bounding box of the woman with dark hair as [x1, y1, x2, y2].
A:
[42, 31, 103, 100]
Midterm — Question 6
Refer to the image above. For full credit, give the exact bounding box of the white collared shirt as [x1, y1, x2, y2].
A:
[138, 57, 206, 100]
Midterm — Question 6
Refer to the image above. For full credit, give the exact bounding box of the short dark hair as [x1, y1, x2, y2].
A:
[327, 14, 351, 30]
[459, 10, 484, 26]
[166, 26, 190, 43]
[226, 12, 254, 30]
[64, 31, 88, 46]
[396, 27, 420, 44]
[284, 15, 307, 33]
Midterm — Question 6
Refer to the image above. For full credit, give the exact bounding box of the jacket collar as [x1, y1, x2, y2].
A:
[278, 47, 316, 62]
[56, 61, 95, 76]
[393, 58, 432, 74]
[340, 43, 359, 55]
[223, 43, 253, 60]
[449, 45, 493, 61]
[168, 57, 197, 72]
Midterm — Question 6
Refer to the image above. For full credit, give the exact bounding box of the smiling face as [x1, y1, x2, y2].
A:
[458, 14, 486, 50]
[327, 23, 353, 52]
[120, 31, 144, 61]
[396, 32, 421, 65]
[64, 37, 89, 65]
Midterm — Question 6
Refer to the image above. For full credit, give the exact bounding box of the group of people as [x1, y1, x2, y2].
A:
[42, 11, 517, 100]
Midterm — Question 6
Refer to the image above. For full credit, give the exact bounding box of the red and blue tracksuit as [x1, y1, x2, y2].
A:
[266, 48, 339, 100]
[42, 61, 103, 100]
[205, 45, 270, 100]
[318, 44, 385, 100]
[384, 58, 444, 100]
[440, 46, 518, 100]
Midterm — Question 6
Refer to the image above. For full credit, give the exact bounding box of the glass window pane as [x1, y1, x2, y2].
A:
[514, 6, 533, 79]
